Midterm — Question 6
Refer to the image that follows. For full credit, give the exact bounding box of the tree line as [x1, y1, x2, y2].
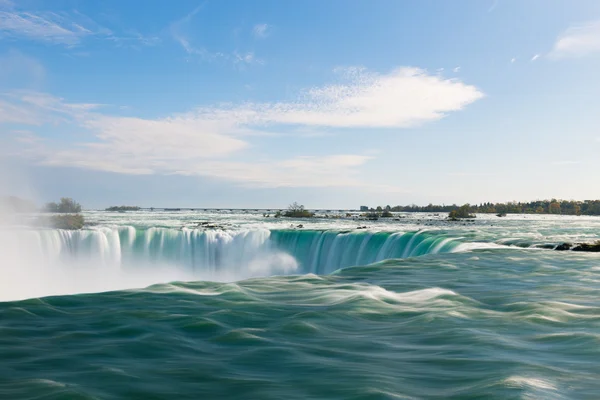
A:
[363, 200, 600, 216]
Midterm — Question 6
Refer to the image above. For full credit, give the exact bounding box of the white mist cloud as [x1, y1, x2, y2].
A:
[531, 54, 540, 61]
[549, 20, 600, 59]
[2, 67, 484, 188]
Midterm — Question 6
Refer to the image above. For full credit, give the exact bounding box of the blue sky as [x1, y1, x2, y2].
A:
[1, 0, 600, 208]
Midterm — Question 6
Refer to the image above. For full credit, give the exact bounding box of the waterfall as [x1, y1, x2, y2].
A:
[25, 227, 461, 275]
[0, 226, 464, 301]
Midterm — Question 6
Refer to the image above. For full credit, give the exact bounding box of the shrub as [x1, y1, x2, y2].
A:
[39, 214, 85, 230]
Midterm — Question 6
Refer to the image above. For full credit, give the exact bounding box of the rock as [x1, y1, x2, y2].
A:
[555, 243, 572, 251]
[196, 221, 227, 230]
[554, 241, 600, 252]
[572, 242, 600, 252]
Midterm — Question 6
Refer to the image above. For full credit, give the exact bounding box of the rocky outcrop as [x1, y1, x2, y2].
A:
[572, 242, 600, 252]
[555, 241, 600, 252]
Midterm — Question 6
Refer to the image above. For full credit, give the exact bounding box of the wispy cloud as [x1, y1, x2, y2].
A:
[549, 20, 600, 59]
[106, 30, 161, 49]
[453, 66, 461, 73]
[0, 10, 94, 45]
[169, 4, 205, 54]
[233, 51, 264, 66]
[0, 90, 102, 125]
[2, 67, 483, 188]
[531, 54, 540, 61]
[171, 6, 263, 66]
[0, 7, 158, 48]
[253, 23, 270, 38]
[510, 57, 516, 63]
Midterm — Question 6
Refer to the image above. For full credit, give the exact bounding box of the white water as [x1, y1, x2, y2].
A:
[2, 210, 598, 302]
[0, 225, 465, 301]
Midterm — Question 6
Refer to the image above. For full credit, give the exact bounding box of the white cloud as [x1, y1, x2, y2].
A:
[511, 57, 516, 63]
[531, 54, 540, 61]
[2, 67, 483, 188]
[0, 98, 41, 124]
[549, 20, 600, 59]
[253, 23, 270, 38]
[453, 66, 461, 73]
[253, 67, 484, 128]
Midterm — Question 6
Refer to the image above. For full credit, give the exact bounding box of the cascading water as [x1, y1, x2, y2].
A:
[0, 226, 464, 301]
[269, 230, 461, 274]
[30, 227, 463, 275]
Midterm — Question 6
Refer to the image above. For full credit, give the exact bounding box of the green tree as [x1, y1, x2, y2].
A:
[448, 204, 475, 220]
[44, 198, 82, 213]
[283, 202, 314, 218]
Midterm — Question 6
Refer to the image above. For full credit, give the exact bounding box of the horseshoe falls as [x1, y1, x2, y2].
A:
[2, 211, 600, 399]
[29, 227, 461, 272]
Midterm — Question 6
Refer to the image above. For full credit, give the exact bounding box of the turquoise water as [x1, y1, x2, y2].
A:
[1, 212, 600, 399]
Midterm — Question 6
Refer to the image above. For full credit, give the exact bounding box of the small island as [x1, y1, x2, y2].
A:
[274, 202, 314, 218]
[45, 214, 85, 230]
[106, 206, 141, 212]
[448, 204, 476, 221]
[40, 198, 85, 230]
